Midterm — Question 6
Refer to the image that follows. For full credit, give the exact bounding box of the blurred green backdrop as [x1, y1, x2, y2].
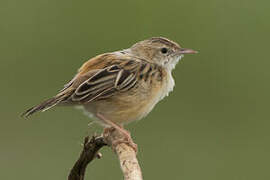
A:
[1, 0, 270, 179]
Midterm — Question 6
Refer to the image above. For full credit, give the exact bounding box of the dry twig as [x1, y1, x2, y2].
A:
[68, 130, 143, 180]
[68, 136, 107, 180]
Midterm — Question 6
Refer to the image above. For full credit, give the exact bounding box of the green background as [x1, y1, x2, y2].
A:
[1, 0, 269, 179]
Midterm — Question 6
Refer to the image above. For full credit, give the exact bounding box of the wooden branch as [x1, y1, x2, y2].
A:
[68, 130, 143, 180]
[103, 129, 143, 180]
[68, 136, 107, 180]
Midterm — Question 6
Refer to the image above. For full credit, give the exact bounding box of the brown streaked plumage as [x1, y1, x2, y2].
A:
[22, 37, 197, 150]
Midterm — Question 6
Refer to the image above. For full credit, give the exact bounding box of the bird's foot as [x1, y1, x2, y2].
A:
[111, 136, 138, 153]
[103, 127, 138, 153]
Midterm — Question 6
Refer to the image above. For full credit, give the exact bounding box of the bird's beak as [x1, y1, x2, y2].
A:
[178, 48, 198, 54]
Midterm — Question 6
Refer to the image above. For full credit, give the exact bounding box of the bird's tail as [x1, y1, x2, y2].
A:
[21, 93, 69, 118]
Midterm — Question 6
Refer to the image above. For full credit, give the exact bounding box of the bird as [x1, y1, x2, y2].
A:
[22, 37, 197, 150]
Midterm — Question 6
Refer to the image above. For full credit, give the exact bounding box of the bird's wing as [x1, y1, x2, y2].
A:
[22, 53, 153, 117]
[61, 53, 142, 103]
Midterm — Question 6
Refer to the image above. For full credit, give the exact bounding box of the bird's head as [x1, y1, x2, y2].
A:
[129, 37, 197, 70]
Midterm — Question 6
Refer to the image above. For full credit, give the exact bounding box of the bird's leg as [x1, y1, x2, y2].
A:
[97, 113, 137, 152]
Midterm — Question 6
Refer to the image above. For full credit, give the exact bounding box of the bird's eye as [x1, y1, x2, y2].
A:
[161, 48, 168, 54]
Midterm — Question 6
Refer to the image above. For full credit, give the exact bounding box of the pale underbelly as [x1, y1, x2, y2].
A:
[82, 94, 159, 124]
